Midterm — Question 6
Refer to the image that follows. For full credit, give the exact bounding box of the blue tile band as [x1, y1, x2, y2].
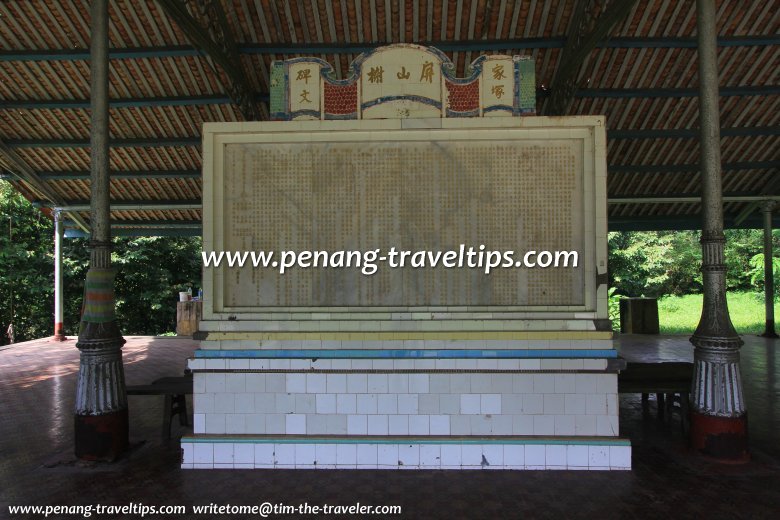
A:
[194, 349, 618, 359]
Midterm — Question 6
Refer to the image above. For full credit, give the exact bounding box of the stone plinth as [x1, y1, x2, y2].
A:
[180, 114, 629, 471]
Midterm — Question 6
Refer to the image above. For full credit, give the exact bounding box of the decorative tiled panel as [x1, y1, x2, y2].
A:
[517, 57, 536, 114]
[181, 438, 631, 470]
[268, 61, 287, 119]
[445, 79, 480, 116]
[323, 82, 358, 118]
[268, 44, 536, 121]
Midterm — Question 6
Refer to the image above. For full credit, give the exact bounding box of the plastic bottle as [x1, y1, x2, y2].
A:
[186, 287, 193, 301]
[198, 288, 203, 301]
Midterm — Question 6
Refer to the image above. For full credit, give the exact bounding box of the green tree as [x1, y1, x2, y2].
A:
[0, 181, 56, 344]
[608, 231, 702, 297]
[724, 229, 779, 291]
[748, 252, 780, 296]
[1, 180, 202, 343]
[608, 229, 772, 297]
[111, 236, 202, 335]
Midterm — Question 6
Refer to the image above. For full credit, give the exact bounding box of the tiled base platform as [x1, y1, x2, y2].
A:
[187, 336, 629, 470]
[181, 436, 631, 470]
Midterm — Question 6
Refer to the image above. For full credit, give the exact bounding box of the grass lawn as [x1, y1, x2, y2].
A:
[657, 291, 779, 335]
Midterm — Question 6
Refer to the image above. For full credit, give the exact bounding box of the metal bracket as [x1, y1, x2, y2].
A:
[545, 0, 639, 115]
[0, 139, 90, 232]
[158, 0, 262, 121]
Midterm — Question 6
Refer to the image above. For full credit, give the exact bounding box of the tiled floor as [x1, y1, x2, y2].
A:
[1, 334, 779, 519]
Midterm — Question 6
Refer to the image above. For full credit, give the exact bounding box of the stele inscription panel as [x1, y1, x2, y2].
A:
[214, 127, 590, 309]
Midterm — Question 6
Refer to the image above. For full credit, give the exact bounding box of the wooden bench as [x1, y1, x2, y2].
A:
[126, 374, 193, 439]
[618, 362, 693, 433]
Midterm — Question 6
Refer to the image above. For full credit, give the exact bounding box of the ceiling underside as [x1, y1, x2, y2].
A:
[0, 0, 778, 236]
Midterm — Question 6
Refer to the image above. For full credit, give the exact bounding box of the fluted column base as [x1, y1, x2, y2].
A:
[688, 349, 749, 461]
[75, 321, 128, 461]
[691, 355, 744, 414]
[75, 337, 127, 413]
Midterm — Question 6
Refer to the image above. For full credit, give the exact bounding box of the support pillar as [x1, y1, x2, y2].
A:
[74, 0, 128, 461]
[53, 210, 66, 341]
[761, 201, 777, 338]
[689, 0, 748, 461]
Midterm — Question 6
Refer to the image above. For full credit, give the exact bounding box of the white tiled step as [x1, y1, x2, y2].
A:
[181, 438, 631, 470]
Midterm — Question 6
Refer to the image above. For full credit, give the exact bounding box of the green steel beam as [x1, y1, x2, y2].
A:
[6, 127, 778, 149]
[1, 35, 777, 61]
[59, 214, 779, 236]
[609, 214, 780, 231]
[3, 86, 777, 111]
[0, 139, 90, 232]
[5, 137, 201, 148]
[0, 169, 201, 181]
[35, 200, 202, 211]
[610, 127, 780, 139]
[64, 227, 201, 238]
[608, 161, 779, 173]
[2, 162, 774, 182]
[63, 219, 200, 228]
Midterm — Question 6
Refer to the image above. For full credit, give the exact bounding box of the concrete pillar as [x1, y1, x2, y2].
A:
[761, 201, 777, 338]
[74, 0, 128, 461]
[53, 210, 66, 341]
[689, 0, 748, 461]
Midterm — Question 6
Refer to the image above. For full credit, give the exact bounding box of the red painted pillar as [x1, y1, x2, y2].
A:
[53, 209, 66, 341]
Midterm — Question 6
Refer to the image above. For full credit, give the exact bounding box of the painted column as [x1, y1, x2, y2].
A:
[689, 0, 748, 460]
[74, 0, 128, 461]
[53, 210, 66, 341]
[761, 201, 777, 338]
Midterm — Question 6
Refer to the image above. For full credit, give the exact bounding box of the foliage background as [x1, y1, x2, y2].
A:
[607, 229, 778, 298]
[1, 180, 777, 344]
[0, 181, 201, 345]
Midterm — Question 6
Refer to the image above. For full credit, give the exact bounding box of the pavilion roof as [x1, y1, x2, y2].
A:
[0, 0, 777, 235]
